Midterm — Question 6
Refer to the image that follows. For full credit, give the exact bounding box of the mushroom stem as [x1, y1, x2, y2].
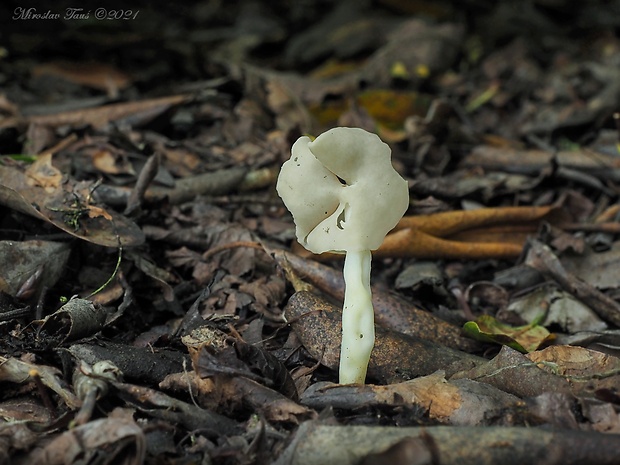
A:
[340, 249, 374, 384]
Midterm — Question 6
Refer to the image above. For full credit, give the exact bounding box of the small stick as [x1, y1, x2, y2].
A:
[29, 369, 56, 415]
[201, 241, 264, 262]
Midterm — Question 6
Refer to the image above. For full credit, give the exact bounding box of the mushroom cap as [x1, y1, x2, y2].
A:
[276, 127, 409, 254]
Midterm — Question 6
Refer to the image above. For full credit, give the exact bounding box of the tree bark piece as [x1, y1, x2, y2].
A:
[272, 249, 479, 352]
[272, 421, 620, 465]
[284, 291, 484, 383]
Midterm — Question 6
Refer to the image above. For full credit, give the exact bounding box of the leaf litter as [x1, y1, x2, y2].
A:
[1, 2, 620, 464]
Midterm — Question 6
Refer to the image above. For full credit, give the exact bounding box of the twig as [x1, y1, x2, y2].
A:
[201, 240, 265, 262]
[125, 152, 160, 216]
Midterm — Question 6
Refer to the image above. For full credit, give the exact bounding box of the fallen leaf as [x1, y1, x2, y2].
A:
[25, 153, 62, 189]
[0, 160, 144, 247]
[0, 355, 80, 409]
[460, 145, 620, 181]
[463, 314, 554, 353]
[1, 94, 191, 129]
[451, 346, 572, 399]
[506, 285, 607, 333]
[23, 417, 145, 465]
[31, 60, 132, 95]
[527, 345, 620, 398]
[302, 372, 522, 426]
[525, 240, 620, 327]
[0, 240, 70, 297]
[356, 88, 431, 130]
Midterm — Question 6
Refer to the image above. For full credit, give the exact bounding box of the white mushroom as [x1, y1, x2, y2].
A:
[276, 127, 409, 384]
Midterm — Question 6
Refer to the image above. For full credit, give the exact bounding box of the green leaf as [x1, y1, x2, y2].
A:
[463, 314, 554, 353]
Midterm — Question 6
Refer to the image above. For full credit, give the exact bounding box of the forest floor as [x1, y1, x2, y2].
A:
[1, 1, 620, 464]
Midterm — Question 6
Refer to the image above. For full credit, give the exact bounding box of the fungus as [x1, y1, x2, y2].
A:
[276, 127, 409, 384]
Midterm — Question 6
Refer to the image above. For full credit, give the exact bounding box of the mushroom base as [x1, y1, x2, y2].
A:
[339, 249, 374, 384]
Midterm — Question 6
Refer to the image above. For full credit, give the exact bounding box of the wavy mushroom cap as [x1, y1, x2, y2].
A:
[276, 127, 409, 254]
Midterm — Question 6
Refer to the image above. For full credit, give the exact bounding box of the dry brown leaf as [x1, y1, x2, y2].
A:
[24, 153, 63, 190]
[395, 205, 557, 235]
[378, 228, 524, 260]
[0, 355, 80, 409]
[0, 160, 144, 247]
[22, 417, 145, 465]
[302, 372, 522, 426]
[92, 148, 136, 175]
[86, 205, 113, 221]
[0, 240, 70, 297]
[377, 205, 572, 259]
[31, 61, 132, 94]
[451, 346, 572, 399]
[112, 381, 237, 434]
[2, 94, 190, 129]
[525, 240, 620, 327]
[460, 145, 620, 180]
[527, 345, 620, 398]
[293, 205, 562, 260]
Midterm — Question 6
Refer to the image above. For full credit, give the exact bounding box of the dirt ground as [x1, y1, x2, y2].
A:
[1, 1, 620, 464]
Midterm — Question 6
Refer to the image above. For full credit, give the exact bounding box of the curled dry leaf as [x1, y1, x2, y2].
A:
[0, 397, 53, 424]
[234, 339, 299, 401]
[394, 205, 559, 237]
[159, 371, 220, 411]
[561, 242, 620, 289]
[379, 227, 524, 260]
[377, 205, 560, 260]
[38, 298, 108, 347]
[190, 327, 309, 421]
[227, 377, 315, 424]
[291, 205, 563, 260]
[189, 351, 314, 424]
[506, 285, 607, 333]
[183, 325, 309, 421]
[524, 392, 581, 430]
[20, 417, 145, 465]
[0, 422, 39, 461]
